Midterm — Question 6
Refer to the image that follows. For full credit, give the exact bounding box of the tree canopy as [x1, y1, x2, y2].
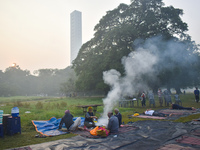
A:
[73, 0, 199, 94]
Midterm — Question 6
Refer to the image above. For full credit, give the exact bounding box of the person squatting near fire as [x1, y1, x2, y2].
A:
[107, 112, 119, 133]
[114, 108, 122, 127]
[171, 104, 196, 110]
[58, 110, 81, 131]
[194, 87, 199, 103]
[158, 88, 163, 107]
[144, 109, 172, 117]
[141, 91, 146, 107]
[84, 107, 97, 128]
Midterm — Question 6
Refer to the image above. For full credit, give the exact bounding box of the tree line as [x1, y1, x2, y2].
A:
[0, 65, 76, 97]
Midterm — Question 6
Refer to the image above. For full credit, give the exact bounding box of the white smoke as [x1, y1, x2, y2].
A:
[96, 46, 158, 126]
[96, 36, 197, 126]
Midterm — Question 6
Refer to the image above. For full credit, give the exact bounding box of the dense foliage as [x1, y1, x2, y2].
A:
[73, 0, 200, 94]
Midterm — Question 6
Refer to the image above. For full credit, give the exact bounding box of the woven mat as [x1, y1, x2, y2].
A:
[118, 125, 139, 133]
[157, 144, 196, 150]
[176, 136, 200, 146]
[9, 147, 32, 150]
[191, 128, 200, 136]
[132, 115, 166, 120]
[158, 109, 196, 115]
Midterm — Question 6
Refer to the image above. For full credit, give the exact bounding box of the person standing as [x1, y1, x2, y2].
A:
[194, 87, 199, 103]
[141, 91, 146, 107]
[158, 89, 163, 107]
[148, 92, 155, 108]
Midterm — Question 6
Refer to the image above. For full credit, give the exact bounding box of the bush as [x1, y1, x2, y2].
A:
[60, 101, 67, 107]
[56, 103, 60, 109]
[45, 102, 51, 110]
[13, 101, 23, 107]
[24, 102, 30, 108]
[35, 102, 43, 109]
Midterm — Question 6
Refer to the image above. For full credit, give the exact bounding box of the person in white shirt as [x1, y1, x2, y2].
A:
[144, 109, 172, 117]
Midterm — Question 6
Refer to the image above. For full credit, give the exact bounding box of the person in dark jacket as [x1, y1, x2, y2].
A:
[171, 104, 195, 110]
[194, 87, 199, 103]
[107, 112, 119, 133]
[59, 110, 81, 131]
[84, 107, 97, 128]
[114, 108, 122, 127]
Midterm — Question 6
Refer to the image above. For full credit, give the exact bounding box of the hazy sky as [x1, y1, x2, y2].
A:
[0, 0, 199, 73]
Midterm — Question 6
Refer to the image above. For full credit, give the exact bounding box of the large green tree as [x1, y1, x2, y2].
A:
[73, 0, 196, 93]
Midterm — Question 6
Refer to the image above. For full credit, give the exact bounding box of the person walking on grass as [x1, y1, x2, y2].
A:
[194, 87, 199, 103]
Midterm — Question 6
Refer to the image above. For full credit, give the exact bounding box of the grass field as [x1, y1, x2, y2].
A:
[0, 94, 200, 149]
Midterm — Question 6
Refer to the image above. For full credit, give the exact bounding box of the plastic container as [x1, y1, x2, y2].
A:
[0, 110, 3, 124]
[11, 107, 19, 117]
[93, 118, 97, 123]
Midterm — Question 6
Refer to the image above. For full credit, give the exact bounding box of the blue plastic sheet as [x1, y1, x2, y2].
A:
[32, 117, 85, 136]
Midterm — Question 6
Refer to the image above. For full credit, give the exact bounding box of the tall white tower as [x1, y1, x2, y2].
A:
[70, 10, 82, 64]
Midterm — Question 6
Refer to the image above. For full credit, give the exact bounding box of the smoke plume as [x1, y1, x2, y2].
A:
[97, 36, 197, 126]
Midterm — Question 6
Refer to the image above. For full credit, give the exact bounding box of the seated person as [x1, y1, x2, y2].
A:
[171, 104, 195, 110]
[84, 107, 97, 128]
[114, 108, 122, 127]
[107, 112, 119, 134]
[59, 110, 81, 131]
[144, 109, 171, 117]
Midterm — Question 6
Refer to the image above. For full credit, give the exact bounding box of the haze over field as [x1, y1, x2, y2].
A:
[0, 0, 199, 72]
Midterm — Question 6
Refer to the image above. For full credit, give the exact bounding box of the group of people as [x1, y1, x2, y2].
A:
[141, 89, 169, 107]
[140, 89, 165, 107]
[140, 89, 163, 107]
[140, 87, 200, 107]
[58, 88, 199, 135]
[58, 107, 122, 134]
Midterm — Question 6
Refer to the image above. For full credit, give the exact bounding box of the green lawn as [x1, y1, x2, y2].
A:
[0, 94, 199, 149]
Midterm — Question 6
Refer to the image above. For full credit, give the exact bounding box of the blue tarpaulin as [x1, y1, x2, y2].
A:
[32, 117, 85, 136]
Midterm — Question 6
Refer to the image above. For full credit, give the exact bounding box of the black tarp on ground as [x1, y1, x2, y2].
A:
[8, 113, 200, 150]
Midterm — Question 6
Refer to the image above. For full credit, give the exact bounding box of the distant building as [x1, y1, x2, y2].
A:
[70, 10, 82, 64]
